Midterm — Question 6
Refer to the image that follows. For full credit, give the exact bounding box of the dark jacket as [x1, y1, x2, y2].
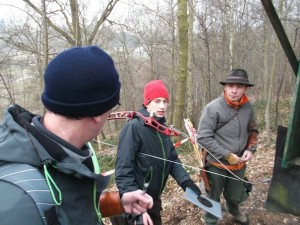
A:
[115, 107, 191, 199]
[0, 104, 108, 225]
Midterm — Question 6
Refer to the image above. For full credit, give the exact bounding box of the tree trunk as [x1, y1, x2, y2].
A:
[229, 0, 234, 69]
[265, 0, 283, 144]
[70, 0, 82, 46]
[262, 18, 271, 101]
[41, 0, 48, 114]
[186, 0, 194, 120]
[173, 0, 188, 131]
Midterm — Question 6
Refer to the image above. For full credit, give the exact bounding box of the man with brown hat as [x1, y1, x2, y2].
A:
[197, 69, 259, 225]
[112, 80, 201, 225]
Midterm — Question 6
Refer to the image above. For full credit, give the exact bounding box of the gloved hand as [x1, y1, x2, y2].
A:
[226, 153, 242, 165]
[181, 179, 202, 196]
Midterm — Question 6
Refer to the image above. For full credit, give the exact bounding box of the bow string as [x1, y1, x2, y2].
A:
[106, 111, 255, 185]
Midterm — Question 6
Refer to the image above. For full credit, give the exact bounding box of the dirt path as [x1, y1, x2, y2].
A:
[102, 134, 300, 225]
[161, 139, 300, 225]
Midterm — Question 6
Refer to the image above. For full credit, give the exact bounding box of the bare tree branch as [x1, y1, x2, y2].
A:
[88, 0, 120, 44]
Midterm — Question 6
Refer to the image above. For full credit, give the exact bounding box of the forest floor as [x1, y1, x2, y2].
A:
[102, 130, 300, 225]
[100, 98, 299, 224]
[159, 131, 300, 225]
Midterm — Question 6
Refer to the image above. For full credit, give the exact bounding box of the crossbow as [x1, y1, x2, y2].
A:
[108, 111, 252, 184]
[108, 112, 208, 188]
[108, 111, 222, 217]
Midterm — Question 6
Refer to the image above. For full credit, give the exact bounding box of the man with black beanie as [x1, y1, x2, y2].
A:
[0, 46, 153, 225]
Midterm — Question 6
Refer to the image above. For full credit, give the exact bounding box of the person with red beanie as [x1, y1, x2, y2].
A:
[111, 80, 201, 225]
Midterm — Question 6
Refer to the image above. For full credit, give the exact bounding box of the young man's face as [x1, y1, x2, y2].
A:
[224, 83, 248, 102]
[146, 97, 169, 117]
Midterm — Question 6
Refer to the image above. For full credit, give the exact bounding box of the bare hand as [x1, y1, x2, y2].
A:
[121, 190, 153, 215]
[241, 150, 253, 162]
[135, 212, 153, 225]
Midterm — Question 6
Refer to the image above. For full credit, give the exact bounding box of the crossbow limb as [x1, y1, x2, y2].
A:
[183, 118, 209, 194]
[183, 118, 203, 168]
[108, 111, 180, 136]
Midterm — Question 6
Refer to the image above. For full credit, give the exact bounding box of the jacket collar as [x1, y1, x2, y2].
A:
[139, 107, 166, 124]
[223, 92, 248, 110]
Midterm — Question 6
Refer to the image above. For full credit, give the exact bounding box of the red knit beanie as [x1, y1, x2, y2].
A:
[143, 80, 169, 106]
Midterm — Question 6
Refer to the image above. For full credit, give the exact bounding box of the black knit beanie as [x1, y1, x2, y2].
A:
[42, 46, 121, 117]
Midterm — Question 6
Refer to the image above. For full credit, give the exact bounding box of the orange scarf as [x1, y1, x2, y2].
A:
[224, 92, 248, 110]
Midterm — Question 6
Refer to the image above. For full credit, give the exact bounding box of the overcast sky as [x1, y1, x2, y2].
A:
[0, 0, 123, 21]
[0, 0, 24, 19]
[0, 0, 161, 23]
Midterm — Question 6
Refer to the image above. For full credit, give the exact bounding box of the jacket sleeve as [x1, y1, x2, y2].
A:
[248, 107, 259, 134]
[169, 146, 192, 187]
[115, 121, 141, 196]
[246, 106, 259, 153]
[196, 105, 231, 160]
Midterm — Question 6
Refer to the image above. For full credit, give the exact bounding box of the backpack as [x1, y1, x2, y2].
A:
[0, 163, 59, 225]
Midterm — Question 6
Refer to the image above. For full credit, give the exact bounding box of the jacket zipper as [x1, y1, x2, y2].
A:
[157, 130, 166, 195]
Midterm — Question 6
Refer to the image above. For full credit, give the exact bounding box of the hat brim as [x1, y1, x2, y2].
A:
[219, 81, 254, 87]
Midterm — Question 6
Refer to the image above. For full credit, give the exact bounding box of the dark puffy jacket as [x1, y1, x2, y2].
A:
[115, 108, 191, 199]
[0, 105, 108, 225]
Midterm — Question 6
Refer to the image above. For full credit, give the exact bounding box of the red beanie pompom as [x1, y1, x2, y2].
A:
[143, 80, 169, 106]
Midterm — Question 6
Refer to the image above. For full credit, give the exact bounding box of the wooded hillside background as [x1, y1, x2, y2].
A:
[0, 0, 299, 143]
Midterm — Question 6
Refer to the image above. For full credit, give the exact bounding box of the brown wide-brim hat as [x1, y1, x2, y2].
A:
[219, 69, 255, 87]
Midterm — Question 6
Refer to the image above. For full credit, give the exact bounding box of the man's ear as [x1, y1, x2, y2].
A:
[93, 115, 103, 124]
